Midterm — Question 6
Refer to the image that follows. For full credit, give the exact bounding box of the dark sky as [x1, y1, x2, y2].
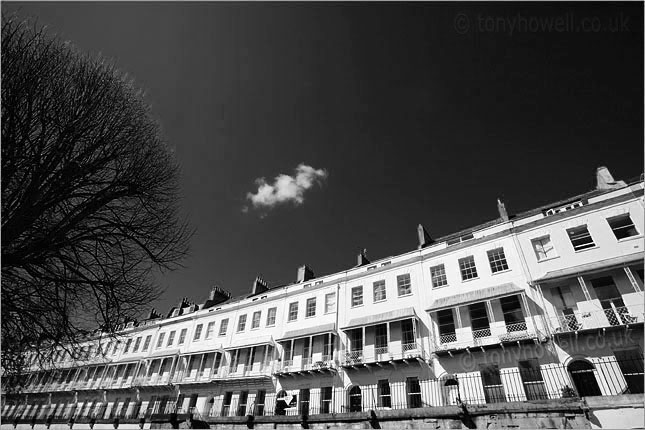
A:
[4, 2, 643, 315]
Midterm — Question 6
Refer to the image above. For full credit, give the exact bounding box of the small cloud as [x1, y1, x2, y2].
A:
[244, 163, 328, 214]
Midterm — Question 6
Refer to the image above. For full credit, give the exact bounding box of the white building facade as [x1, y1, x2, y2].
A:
[3, 167, 643, 427]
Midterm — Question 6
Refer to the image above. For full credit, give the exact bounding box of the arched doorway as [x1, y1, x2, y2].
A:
[568, 360, 601, 397]
[348, 386, 362, 412]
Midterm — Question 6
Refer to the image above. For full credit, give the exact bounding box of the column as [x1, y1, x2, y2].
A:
[576, 276, 592, 301]
[624, 267, 642, 292]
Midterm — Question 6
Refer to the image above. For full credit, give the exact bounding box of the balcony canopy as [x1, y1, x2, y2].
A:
[277, 323, 336, 342]
[426, 283, 523, 312]
[148, 348, 182, 359]
[533, 253, 642, 284]
[223, 335, 274, 350]
[341, 307, 417, 330]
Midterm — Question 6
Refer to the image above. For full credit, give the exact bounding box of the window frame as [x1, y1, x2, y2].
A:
[458, 256, 478, 281]
[288, 302, 299, 322]
[324, 293, 336, 314]
[397, 274, 412, 296]
[607, 214, 639, 240]
[178, 329, 187, 345]
[193, 324, 203, 341]
[531, 235, 557, 261]
[430, 264, 448, 288]
[351, 286, 363, 307]
[373, 280, 387, 302]
[205, 322, 216, 339]
[251, 311, 262, 329]
[566, 225, 596, 251]
[487, 247, 509, 273]
[237, 314, 247, 332]
[306, 297, 316, 318]
[218, 319, 229, 336]
[266, 308, 277, 326]
[166, 330, 176, 347]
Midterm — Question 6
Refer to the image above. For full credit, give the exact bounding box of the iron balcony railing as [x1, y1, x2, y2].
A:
[550, 304, 644, 334]
[341, 342, 425, 366]
[276, 355, 337, 373]
[434, 320, 542, 352]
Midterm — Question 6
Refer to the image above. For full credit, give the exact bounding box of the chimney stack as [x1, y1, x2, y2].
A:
[596, 166, 626, 190]
[204, 285, 231, 308]
[417, 224, 434, 249]
[356, 249, 370, 267]
[297, 265, 315, 283]
[497, 198, 509, 222]
[251, 276, 269, 295]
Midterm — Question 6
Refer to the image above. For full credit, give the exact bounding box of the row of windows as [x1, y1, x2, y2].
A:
[429, 247, 509, 289]
[350, 274, 412, 307]
[531, 213, 639, 262]
[287, 293, 336, 322]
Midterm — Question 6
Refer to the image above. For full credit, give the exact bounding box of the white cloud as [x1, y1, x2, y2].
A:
[244, 163, 328, 213]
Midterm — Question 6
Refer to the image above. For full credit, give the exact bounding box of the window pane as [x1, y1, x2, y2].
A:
[288, 302, 298, 321]
[458, 256, 478, 280]
[487, 248, 509, 273]
[351, 286, 363, 307]
[608, 214, 638, 240]
[325, 293, 336, 313]
[567, 225, 595, 251]
[306, 298, 316, 317]
[430, 265, 448, 288]
[373, 280, 386, 302]
[266, 308, 276, 326]
[397, 274, 412, 296]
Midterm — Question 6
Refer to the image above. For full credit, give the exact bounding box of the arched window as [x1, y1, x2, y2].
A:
[348, 386, 362, 412]
[568, 360, 601, 397]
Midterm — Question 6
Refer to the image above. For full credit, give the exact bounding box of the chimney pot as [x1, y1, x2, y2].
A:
[596, 166, 626, 190]
[497, 198, 509, 222]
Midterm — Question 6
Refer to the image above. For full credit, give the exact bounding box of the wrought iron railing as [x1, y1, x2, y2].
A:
[550, 305, 644, 334]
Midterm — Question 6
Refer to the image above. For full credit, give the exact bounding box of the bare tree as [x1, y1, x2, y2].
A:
[1, 17, 192, 383]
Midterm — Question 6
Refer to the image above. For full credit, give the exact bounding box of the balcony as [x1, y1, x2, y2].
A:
[340, 342, 425, 367]
[549, 304, 644, 335]
[434, 319, 544, 354]
[225, 362, 273, 379]
[274, 355, 337, 375]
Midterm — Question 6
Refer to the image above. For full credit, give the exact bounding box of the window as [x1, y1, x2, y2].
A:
[254, 390, 266, 416]
[375, 324, 388, 350]
[142, 336, 151, 352]
[236, 391, 248, 416]
[373, 280, 386, 302]
[614, 349, 644, 393]
[458, 256, 478, 281]
[437, 309, 456, 343]
[178, 329, 187, 345]
[378, 380, 391, 408]
[397, 274, 412, 296]
[324, 293, 336, 314]
[567, 225, 595, 251]
[155, 333, 165, 349]
[500, 295, 525, 331]
[468, 302, 491, 336]
[306, 298, 316, 317]
[401, 319, 415, 345]
[266, 308, 276, 326]
[518, 359, 547, 400]
[123, 339, 132, 354]
[320, 387, 332, 414]
[218, 319, 228, 336]
[132, 337, 142, 353]
[205, 322, 216, 339]
[298, 389, 310, 416]
[531, 235, 557, 261]
[351, 286, 363, 307]
[221, 392, 232, 416]
[430, 264, 448, 288]
[607, 214, 639, 240]
[487, 248, 509, 273]
[480, 364, 505, 403]
[251, 311, 261, 329]
[406, 377, 422, 408]
[166, 331, 176, 347]
[237, 315, 247, 332]
[288, 302, 299, 321]
[193, 324, 203, 341]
